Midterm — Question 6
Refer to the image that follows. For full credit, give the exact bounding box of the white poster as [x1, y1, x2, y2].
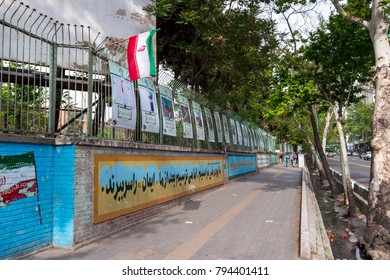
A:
[242, 124, 249, 146]
[230, 118, 237, 145]
[177, 95, 193, 139]
[236, 121, 243, 146]
[214, 112, 223, 143]
[204, 107, 215, 143]
[109, 61, 137, 130]
[138, 78, 159, 133]
[222, 115, 230, 144]
[192, 101, 205, 141]
[159, 85, 176, 137]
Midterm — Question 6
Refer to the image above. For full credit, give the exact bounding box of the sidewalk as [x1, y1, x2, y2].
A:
[25, 164, 302, 260]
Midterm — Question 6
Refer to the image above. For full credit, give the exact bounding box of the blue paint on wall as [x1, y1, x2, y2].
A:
[228, 154, 256, 179]
[0, 142, 75, 259]
[53, 145, 75, 248]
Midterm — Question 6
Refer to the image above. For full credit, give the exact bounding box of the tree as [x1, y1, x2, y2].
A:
[304, 13, 374, 216]
[145, 0, 279, 124]
[330, 0, 390, 259]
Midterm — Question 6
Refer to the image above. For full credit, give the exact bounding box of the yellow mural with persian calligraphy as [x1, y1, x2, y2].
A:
[94, 154, 224, 223]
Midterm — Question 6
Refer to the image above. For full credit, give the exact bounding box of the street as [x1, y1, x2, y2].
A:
[327, 155, 371, 186]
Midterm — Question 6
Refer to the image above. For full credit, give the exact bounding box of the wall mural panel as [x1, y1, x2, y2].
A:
[228, 154, 256, 179]
[94, 154, 224, 223]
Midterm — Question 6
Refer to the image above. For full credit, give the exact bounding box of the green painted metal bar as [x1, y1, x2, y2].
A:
[87, 47, 93, 136]
[48, 43, 57, 136]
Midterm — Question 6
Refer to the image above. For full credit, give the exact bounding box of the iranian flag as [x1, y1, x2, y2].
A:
[0, 152, 38, 207]
[127, 29, 158, 81]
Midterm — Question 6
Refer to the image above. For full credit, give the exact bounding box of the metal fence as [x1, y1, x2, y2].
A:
[0, 0, 276, 152]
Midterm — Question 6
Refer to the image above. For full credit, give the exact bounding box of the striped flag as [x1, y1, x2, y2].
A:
[127, 29, 158, 81]
[0, 152, 38, 207]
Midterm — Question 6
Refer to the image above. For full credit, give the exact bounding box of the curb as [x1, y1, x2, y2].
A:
[300, 166, 334, 260]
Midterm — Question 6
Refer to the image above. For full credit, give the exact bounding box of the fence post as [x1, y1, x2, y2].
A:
[87, 46, 93, 136]
[48, 43, 57, 136]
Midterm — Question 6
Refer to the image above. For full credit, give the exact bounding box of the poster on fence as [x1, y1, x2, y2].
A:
[177, 95, 193, 139]
[204, 107, 215, 143]
[222, 115, 230, 144]
[139, 78, 159, 133]
[192, 101, 205, 141]
[242, 124, 249, 146]
[214, 112, 223, 143]
[159, 85, 176, 137]
[236, 121, 243, 146]
[109, 61, 137, 130]
[230, 118, 237, 145]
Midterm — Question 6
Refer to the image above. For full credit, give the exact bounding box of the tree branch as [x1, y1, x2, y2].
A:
[331, 0, 370, 29]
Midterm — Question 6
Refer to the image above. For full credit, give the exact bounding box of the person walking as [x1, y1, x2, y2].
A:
[284, 153, 290, 167]
[290, 152, 295, 167]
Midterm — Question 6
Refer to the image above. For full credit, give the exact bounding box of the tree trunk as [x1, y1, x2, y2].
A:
[322, 109, 333, 153]
[294, 117, 325, 179]
[307, 104, 338, 196]
[331, 0, 390, 258]
[334, 107, 356, 216]
[363, 1, 390, 260]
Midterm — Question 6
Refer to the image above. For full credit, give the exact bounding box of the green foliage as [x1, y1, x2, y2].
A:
[304, 13, 374, 110]
[0, 82, 48, 132]
[146, 0, 279, 124]
[345, 101, 374, 143]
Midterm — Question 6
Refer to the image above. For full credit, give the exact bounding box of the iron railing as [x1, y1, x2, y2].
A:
[0, 0, 277, 152]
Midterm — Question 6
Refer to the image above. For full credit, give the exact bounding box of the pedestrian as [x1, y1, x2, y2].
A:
[279, 151, 284, 164]
[290, 152, 295, 167]
[284, 153, 290, 167]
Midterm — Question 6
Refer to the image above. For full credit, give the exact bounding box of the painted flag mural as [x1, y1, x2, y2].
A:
[0, 152, 37, 207]
[127, 29, 158, 81]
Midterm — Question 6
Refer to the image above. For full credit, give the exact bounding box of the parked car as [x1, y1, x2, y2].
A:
[363, 151, 372, 160]
[326, 152, 336, 157]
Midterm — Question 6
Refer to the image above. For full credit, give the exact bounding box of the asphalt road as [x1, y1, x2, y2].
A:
[327, 155, 371, 186]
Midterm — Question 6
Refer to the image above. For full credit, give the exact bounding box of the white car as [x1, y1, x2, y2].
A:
[363, 151, 372, 160]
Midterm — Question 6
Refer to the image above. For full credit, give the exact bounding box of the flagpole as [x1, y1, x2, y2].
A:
[95, 37, 128, 52]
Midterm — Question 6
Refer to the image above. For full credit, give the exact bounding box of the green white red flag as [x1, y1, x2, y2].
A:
[127, 29, 158, 81]
[0, 152, 37, 207]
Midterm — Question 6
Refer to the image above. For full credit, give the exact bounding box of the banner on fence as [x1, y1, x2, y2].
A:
[192, 101, 205, 141]
[230, 118, 237, 145]
[236, 121, 243, 146]
[139, 78, 159, 133]
[222, 115, 230, 144]
[159, 85, 176, 137]
[109, 61, 137, 130]
[214, 112, 223, 143]
[177, 95, 193, 139]
[204, 107, 215, 143]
